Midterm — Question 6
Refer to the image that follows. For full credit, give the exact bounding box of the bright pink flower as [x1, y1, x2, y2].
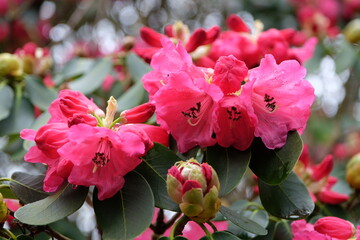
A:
[314, 217, 355, 240]
[20, 124, 72, 192]
[258, 29, 290, 64]
[311, 155, 333, 181]
[153, 71, 222, 153]
[57, 124, 147, 200]
[215, 95, 257, 151]
[212, 55, 248, 94]
[208, 31, 261, 68]
[126, 124, 169, 147]
[246, 54, 315, 149]
[120, 102, 155, 124]
[48, 89, 101, 124]
[142, 38, 199, 99]
[291, 219, 333, 240]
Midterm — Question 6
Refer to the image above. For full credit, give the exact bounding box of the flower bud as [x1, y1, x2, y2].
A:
[0, 193, 9, 224]
[166, 158, 221, 223]
[314, 217, 355, 239]
[344, 19, 360, 44]
[0, 53, 22, 77]
[346, 153, 360, 189]
[120, 103, 155, 124]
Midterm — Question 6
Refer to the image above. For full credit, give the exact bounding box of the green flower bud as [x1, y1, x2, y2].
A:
[0, 193, 9, 224]
[0, 53, 22, 77]
[346, 153, 360, 189]
[166, 158, 221, 223]
[344, 19, 360, 44]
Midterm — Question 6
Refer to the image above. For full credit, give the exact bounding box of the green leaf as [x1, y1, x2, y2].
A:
[0, 184, 16, 199]
[136, 143, 181, 211]
[254, 219, 292, 240]
[0, 97, 35, 135]
[93, 171, 154, 240]
[258, 172, 314, 219]
[206, 145, 250, 197]
[225, 200, 269, 238]
[116, 81, 147, 112]
[24, 75, 57, 111]
[249, 131, 303, 185]
[125, 53, 152, 82]
[219, 206, 267, 236]
[69, 58, 112, 94]
[10, 172, 49, 204]
[62, 58, 96, 80]
[200, 231, 241, 240]
[0, 84, 14, 121]
[15, 184, 88, 225]
[334, 38, 357, 73]
[159, 237, 189, 240]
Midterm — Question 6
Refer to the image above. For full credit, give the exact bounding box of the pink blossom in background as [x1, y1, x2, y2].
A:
[246, 54, 315, 149]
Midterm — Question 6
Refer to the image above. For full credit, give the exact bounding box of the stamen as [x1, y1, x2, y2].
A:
[264, 93, 277, 112]
[226, 106, 242, 121]
[92, 137, 113, 170]
[181, 97, 212, 126]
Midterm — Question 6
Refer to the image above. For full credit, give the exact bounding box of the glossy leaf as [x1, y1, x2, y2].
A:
[0, 97, 35, 135]
[10, 172, 49, 204]
[258, 172, 314, 220]
[200, 231, 241, 240]
[69, 58, 112, 94]
[225, 200, 269, 238]
[219, 206, 267, 236]
[125, 53, 152, 82]
[93, 171, 154, 240]
[254, 219, 292, 240]
[249, 131, 303, 185]
[136, 143, 181, 211]
[15, 184, 88, 225]
[117, 81, 147, 112]
[206, 145, 250, 197]
[0, 184, 16, 199]
[0, 84, 14, 121]
[25, 75, 57, 111]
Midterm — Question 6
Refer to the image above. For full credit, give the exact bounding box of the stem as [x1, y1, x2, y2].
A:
[169, 215, 189, 239]
[206, 221, 218, 232]
[109, 116, 125, 129]
[0, 178, 11, 182]
[0, 228, 17, 240]
[44, 226, 72, 240]
[196, 222, 214, 240]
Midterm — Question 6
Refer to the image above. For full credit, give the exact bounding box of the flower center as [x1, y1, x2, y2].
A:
[181, 97, 212, 126]
[226, 106, 242, 121]
[264, 93, 277, 112]
[92, 137, 113, 170]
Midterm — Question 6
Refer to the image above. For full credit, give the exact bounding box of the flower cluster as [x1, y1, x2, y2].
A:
[135, 14, 317, 69]
[294, 145, 349, 204]
[143, 38, 315, 152]
[20, 90, 168, 200]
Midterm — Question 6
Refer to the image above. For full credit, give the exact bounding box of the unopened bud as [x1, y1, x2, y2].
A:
[344, 19, 360, 44]
[346, 153, 360, 189]
[120, 103, 155, 124]
[0, 193, 9, 224]
[166, 158, 221, 223]
[314, 217, 355, 239]
[0, 53, 22, 77]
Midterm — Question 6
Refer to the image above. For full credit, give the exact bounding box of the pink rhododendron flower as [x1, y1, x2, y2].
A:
[314, 217, 356, 239]
[154, 71, 223, 153]
[48, 89, 102, 124]
[215, 95, 257, 151]
[21, 90, 169, 200]
[291, 219, 333, 240]
[245, 54, 315, 149]
[58, 124, 148, 200]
